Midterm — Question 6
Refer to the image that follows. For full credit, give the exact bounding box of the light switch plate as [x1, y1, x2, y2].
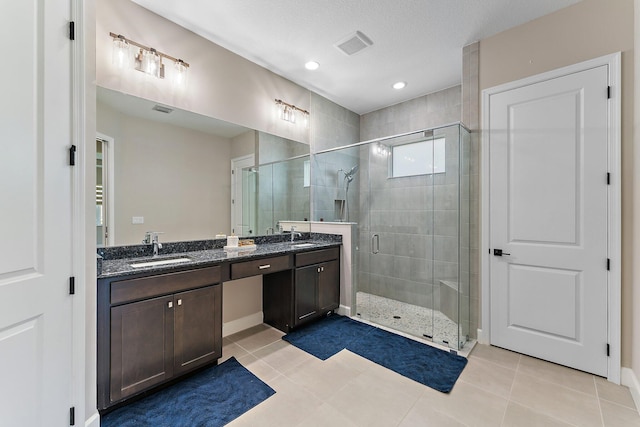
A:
[132, 216, 144, 224]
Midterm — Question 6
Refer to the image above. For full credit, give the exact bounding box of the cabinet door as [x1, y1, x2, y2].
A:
[318, 260, 340, 313]
[174, 285, 222, 374]
[110, 295, 174, 402]
[294, 265, 318, 325]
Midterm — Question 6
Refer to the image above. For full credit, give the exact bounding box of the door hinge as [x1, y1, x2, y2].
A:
[69, 406, 75, 425]
[607, 172, 610, 185]
[69, 277, 75, 295]
[69, 21, 75, 41]
[607, 86, 611, 99]
[607, 343, 610, 357]
[607, 259, 610, 271]
[69, 145, 77, 166]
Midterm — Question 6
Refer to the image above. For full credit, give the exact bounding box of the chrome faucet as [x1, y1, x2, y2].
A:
[143, 231, 164, 256]
[290, 226, 302, 243]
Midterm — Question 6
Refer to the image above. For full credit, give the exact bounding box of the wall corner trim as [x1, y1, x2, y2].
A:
[621, 367, 640, 413]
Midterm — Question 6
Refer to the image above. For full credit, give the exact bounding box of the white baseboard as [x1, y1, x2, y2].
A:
[337, 304, 350, 316]
[85, 412, 100, 427]
[476, 328, 489, 345]
[621, 367, 640, 413]
[222, 312, 263, 337]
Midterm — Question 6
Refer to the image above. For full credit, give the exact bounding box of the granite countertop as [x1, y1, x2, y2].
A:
[97, 233, 341, 279]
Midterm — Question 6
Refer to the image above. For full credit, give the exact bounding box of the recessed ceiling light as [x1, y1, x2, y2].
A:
[393, 81, 407, 90]
[305, 61, 320, 70]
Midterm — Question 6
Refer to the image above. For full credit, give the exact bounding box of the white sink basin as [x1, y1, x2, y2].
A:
[130, 257, 192, 268]
[291, 243, 315, 248]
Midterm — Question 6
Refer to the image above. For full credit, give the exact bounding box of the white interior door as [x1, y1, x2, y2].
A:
[488, 65, 609, 376]
[0, 0, 74, 424]
[231, 154, 255, 235]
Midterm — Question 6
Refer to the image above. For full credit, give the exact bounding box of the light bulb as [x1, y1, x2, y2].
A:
[112, 35, 130, 69]
[173, 59, 188, 90]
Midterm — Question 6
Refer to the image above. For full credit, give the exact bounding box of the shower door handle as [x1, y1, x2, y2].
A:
[371, 234, 380, 254]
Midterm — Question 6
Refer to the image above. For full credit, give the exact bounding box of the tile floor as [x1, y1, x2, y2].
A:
[223, 323, 640, 427]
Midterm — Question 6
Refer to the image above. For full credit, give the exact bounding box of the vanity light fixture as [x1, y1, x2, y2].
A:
[109, 32, 189, 87]
[275, 99, 309, 126]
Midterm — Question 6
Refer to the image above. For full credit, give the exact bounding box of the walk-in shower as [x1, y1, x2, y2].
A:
[312, 123, 471, 350]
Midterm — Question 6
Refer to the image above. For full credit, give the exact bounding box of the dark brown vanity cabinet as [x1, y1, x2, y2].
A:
[294, 248, 340, 326]
[264, 247, 340, 332]
[99, 266, 222, 410]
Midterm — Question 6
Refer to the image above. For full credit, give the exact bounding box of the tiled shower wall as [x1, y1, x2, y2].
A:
[309, 92, 361, 223]
[357, 85, 468, 338]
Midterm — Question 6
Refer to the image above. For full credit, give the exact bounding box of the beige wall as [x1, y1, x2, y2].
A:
[231, 130, 258, 160]
[634, 0, 640, 386]
[97, 101, 232, 245]
[479, 0, 634, 366]
[97, 0, 310, 144]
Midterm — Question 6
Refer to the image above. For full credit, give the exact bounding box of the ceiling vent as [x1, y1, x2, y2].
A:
[152, 104, 173, 114]
[335, 31, 373, 56]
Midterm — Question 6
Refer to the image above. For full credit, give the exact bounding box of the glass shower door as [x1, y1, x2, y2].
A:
[356, 134, 436, 342]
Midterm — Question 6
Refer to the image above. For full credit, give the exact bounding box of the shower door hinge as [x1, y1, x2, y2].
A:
[607, 86, 611, 99]
[607, 259, 610, 271]
[69, 277, 75, 295]
[69, 406, 75, 425]
[607, 172, 611, 185]
[69, 145, 77, 166]
[69, 21, 75, 41]
[607, 343, 610, 357]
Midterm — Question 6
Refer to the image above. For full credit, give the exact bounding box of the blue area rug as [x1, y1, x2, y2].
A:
[101, 357, 275, 427]
[283, 315, 467, 393]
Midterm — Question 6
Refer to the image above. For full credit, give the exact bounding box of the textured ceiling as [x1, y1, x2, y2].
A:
[131, 0, 580, 114]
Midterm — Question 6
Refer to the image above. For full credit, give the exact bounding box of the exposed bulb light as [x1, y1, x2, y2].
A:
[275, 99, 309, 127]
[392, 81, 407, 90]
[173, 59, 188, 91]
[110, 32, 189, 89]
[305, 61, 320, 70]
[112, 34, 130, 69]
[140, 48, 162, 78]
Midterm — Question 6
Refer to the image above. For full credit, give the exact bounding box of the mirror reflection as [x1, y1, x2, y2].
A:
[96, 86, 310, 246]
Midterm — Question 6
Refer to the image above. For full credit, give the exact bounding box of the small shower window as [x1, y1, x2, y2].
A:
[390, 137, 446, 178]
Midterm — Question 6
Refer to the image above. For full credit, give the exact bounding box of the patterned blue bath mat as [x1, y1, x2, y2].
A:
[283, 315, 467, 393]
[101, 357, 275, 427]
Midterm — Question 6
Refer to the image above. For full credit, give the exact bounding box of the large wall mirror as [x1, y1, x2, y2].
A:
[96, 86, 310, 247]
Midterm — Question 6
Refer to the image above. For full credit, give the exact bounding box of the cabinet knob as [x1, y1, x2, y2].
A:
[177, 299, 182, 306]
[167, 301, 173, 309]
[321, 266, 325, 272]
[317, 267, 321, 273]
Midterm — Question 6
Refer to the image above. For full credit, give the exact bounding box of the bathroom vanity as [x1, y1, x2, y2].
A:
[97, 234, 341, 411]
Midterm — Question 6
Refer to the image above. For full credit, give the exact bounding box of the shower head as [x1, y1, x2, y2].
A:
[344, 164, 359, 182]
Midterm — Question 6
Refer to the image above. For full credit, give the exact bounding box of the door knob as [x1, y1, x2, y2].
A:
[493, 249, 511, 256]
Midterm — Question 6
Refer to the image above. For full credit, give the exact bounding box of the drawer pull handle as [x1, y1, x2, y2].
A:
[167, 301, 173, 309]
[177, 299, 182, 306]
[259, 264, 271, 270]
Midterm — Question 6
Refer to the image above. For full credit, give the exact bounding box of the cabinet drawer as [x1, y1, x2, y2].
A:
[295, 247, 340, 267]
[111, 266, 222, 305]
[231, 255, 291, 279]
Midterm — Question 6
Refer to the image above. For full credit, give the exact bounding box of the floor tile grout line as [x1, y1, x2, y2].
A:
[594, 375, 606, 426]
[506, 357, 598, 427]
[498, 354, 520, 426]
[513, 368, 602, 400]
